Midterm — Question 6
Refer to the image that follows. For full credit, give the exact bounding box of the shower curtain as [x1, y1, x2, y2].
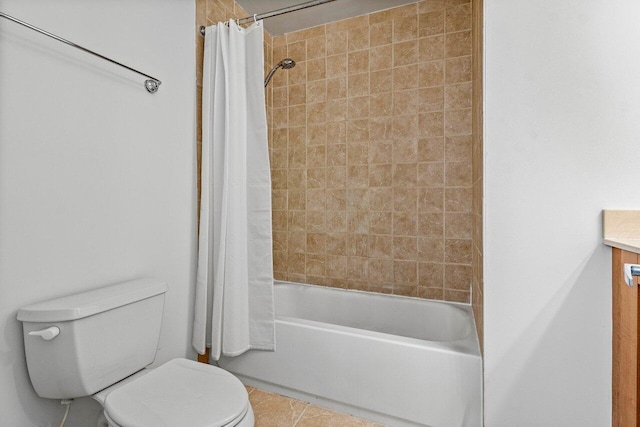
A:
[192, 20, 275, 361]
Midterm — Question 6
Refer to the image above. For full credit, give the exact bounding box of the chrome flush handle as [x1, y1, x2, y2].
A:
[28, 326, 60, 340]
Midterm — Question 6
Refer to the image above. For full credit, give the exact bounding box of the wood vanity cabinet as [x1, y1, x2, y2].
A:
[612, 247, 640, 426]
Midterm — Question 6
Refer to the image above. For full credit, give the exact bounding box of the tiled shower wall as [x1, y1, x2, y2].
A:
[196, 0, 474, 304]
[269, 1, 473, 302]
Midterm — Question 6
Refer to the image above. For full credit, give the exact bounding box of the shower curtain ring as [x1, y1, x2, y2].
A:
[253, 14, 257, 23]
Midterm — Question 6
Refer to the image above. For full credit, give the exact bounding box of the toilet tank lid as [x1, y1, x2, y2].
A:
[17, 278, 168, 323]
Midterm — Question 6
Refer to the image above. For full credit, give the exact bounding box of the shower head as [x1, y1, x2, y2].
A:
[264, 58, 296, 87]
[279, 58, 296, 69]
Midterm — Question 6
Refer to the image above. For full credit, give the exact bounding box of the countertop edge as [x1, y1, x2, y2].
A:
[604, 238, 640, 255]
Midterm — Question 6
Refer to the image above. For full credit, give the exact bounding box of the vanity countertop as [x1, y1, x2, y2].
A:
[603, 210, 640, 254]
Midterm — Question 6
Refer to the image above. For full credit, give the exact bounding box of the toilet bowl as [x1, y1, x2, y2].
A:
[94, 359, 255, 427]
[17, 278, 255, 427]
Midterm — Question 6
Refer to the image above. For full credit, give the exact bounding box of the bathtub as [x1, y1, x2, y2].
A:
[218, 281, 482, 427]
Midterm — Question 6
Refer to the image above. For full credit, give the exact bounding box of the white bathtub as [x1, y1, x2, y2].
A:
[218, 281, 482, 427]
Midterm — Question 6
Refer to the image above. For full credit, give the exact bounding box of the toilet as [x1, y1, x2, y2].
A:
[17, 278, 254, 427]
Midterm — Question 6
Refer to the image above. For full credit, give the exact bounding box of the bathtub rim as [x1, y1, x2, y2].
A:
[273, 280, 481, 357]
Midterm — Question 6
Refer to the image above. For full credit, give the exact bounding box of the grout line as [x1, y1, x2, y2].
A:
[292, 402, 311, 426]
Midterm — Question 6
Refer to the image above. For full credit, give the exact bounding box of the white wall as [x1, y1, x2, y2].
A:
[484, 0, 640, 425]
[0, 1, 196, 425]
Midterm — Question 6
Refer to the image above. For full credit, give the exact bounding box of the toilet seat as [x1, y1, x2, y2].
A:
[103, 358, 250, 427]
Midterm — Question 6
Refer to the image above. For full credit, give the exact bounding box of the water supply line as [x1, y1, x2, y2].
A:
[58, 399, 72, 427]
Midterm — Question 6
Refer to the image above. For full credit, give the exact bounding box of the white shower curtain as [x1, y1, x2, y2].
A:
[192, 20, 275, 361]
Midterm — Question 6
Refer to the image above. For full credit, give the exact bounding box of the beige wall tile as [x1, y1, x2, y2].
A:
[288, 25, 325, 43]
[445, 30, 471, 58]
[369, 117, 394, 141]
[369, 164, 392, 187]
[326, 232, 347, 254]
[445, 263, 472, 291]
[419, 35, 445, 62]
[445, 238, 472, 263]
[347, 165, 369, 188]
[395, 40, 419, 67]
[347, 119, 370, 142]
[370, 211, 393, 235]
[288, 60, 307, 84]
[327, 31, 348, 55]
[307, 124, 326, 145]
[370, 3, 417, 24]
[307, 58, 327, 81]
[445, 82, 472, 109]
[418, 212, 444, 236]
[394, 211, 418, 236]
[447, 0, 471, 7]
[446, 3, 472, 32]
[445, 187, 472, 212]
[418, 162, 444, 187]
[307, 35, 327, 60]
[326, 122, 347, 144]
[288, 40, 307, 62]
[392, 139, 418, 163]
[326, 15, 369, 33]
[289, 84, 306, 105]
[369, 234, 393, 258]
[348, 256, 368, 280]
[327, 76, 347, 99]
[326, 54, 347, 78]
[445, 108, 472, 135]
[370, 21, 392, 47]
[348, 50, 370, 74]
[419, 10, 445, 37]
[326, 188, 347, 211]
[445, 212, 472, 238]
[348, 73, 370, 97]
[419, 0, 445, 13]
[327, 98, 348, 122]
[348, 26, 370, 51]
[393, 64, 419, 90]
[370, 44, 393, 71]
[327, 254, 347, 278]
[307, 233, 327, 255]
[418, 285, 444, 299]
[369, 187, 394, 211]
[307, 80, 326, 103]
[393, 260, 417, 285]
[445, 161, 472, 186]
[347, 188, 370, 210]
[394, 16, 418, 42]
[307, 210, 325, 231]
[327, 144, 347, 166]
[394, 187, 418, 211]
[370, 69, 392, 93]
[444, 289, 470, 303]
[418, 237, 444, 262]
[326, 211, 347, 234]
[445, 135, 472, 161]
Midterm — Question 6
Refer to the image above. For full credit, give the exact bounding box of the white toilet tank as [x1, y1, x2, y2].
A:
[17, 278, 168, 399]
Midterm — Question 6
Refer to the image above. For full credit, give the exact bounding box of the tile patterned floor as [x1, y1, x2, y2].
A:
[246, 386, 387, 427]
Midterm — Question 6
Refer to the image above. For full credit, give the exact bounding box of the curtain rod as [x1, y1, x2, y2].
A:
[0, 11, 162, 93]
[199, 0, 338, 36]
